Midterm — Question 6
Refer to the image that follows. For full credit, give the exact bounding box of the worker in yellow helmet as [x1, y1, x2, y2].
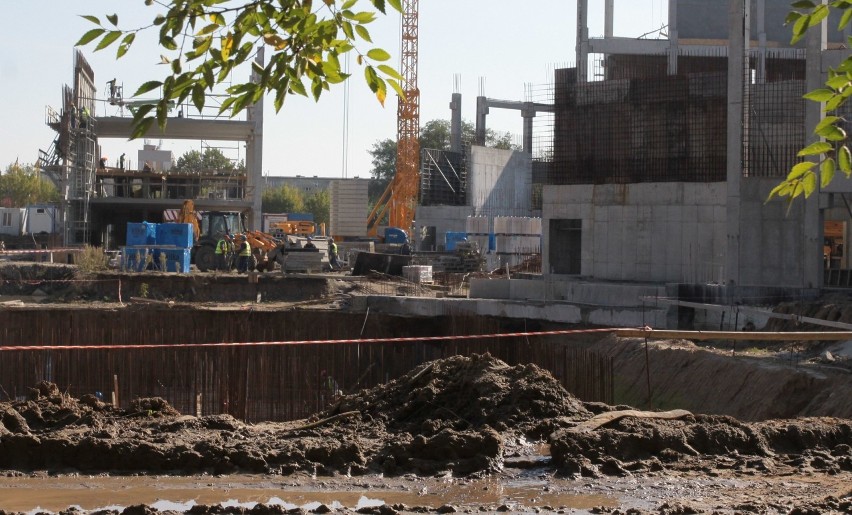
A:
[237, 234, 252, 273]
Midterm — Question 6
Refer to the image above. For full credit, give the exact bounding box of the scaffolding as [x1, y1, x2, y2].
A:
[528, 48, 809, 186]
[419, 148, 466, 206]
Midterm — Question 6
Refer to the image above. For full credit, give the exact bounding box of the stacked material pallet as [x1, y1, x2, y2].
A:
[403, 265, 433, 283]
[493, 216, 541, 268]
[280, 250, 324, 273]
[465, 216, 491, 256]
[329, 179, 368, 238]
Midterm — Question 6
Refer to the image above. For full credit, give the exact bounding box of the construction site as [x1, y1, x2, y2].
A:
[1, 0, 852, 513]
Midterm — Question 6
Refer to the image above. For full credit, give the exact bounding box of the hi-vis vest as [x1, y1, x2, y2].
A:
[216, 239, 227, 255]
[239, 240, 252, 256]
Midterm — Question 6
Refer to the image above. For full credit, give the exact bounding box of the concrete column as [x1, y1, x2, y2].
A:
[668, 0, 678, 75]
[756, 0, 766, 83]
[450, 93, 462, 153]
[805, 4, 828, 289]
[245, 46, 264, 231]
[604, 0, 613, 38]
[475, 96, 487, 146]
[726, 0, 749, 287]
[576, 0, 588, 83]
[522, 102, 535, 155]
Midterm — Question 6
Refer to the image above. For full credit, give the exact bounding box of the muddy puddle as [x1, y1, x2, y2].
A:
[0, 473, 615, 513]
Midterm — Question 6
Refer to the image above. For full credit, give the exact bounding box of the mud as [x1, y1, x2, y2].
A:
[1, 353, 851, 513]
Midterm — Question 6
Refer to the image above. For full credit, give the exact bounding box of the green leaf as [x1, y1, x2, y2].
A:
[785, 11, 803, 25]
[792, 14, 811, 44]
[809, 4, 830, 28]
[821, 157, 837, 188]
[839, 145, 852, 175]
[766, 181, 793, 202]
[130, 117, 155, 140]
[355, 24, 372, 43]
[95, 31, 123, 51]
[134, 80, 163, 96]
[80, 15, 101, 26]
[387, 0, 402, 13]
[387, 78, 405, 99]
[342, 0, 358, 9]
[116, 33, 136, 58]
[371, 0, 386, 14]
[198, 23, 219, 36]
[377, 64, 403, 81]
[162, 36, 178, 51]
[823, 125, 847, 141]
[803, 170, 818, 197]
[364, 65, 379, 92]
[366, 48, 391, 61]
[351, 11, 377, 23]
[106, 13, 118, 26]
[797, 141, 832, 157]
[815, 116, 842, 135]
[791, 0, 816, 7]
[289, 79, 308, 97]
[789, 160, 817, 179]
[76, 28, 105, 46]
[826, 75, 851, 89]
[192, 83, 205, 112]
[840, 7, 852, 30]
[311, 76, 323, 101]
[804, 88, 836, 102]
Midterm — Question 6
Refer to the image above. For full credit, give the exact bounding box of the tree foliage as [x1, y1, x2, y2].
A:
[367, 119, 520, 201]
[304, 189, 330, 226]
[769, 1, 852, 208]
[77, 0, 403, 139]
[0, 163, 61, 208]
[262, 183, 305, 213]
[173, 148, 244, 172]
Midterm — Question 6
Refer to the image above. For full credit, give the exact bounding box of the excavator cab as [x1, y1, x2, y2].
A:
[193, 211, 245, 271]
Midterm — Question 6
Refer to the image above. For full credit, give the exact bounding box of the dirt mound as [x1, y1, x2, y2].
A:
[334, 353, 589, 437]
[551, 411, 852, 477]
[0, 356, 584, 477]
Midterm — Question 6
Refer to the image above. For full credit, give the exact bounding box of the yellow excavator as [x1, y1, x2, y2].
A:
[177, 200, 287, 272]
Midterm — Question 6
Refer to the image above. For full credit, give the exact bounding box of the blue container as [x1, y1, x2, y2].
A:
[287, 212, 314, 221]
[156, 248, 191, 272]
[156, 223, 194, 248]
[488, 233, 496, 252]
[445, 231, 468, 251]
[385, 227, 408, 244]
[126, 222, 157, 246]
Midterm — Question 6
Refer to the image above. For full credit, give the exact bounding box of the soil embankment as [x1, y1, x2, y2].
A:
[0, 354, 850, 513]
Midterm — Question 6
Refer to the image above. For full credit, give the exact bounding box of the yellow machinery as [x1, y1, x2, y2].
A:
[366, 0, 419, 240]
[269, 220, 324, 237]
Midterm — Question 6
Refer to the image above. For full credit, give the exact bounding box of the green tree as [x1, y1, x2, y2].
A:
[0, 163, 61, 207]
[174, 148, 238, 172]
[304, 189, 330, 226]
[769, 1, 852, 207]
[367, 138, 397, 201]
[77, 0, 403, 138]
[262, 184, 304, 213]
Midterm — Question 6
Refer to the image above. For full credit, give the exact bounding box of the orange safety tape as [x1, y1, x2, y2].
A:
[0, 328, 622, 352]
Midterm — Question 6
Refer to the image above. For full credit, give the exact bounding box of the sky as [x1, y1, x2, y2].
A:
[0, 1, 668, 179]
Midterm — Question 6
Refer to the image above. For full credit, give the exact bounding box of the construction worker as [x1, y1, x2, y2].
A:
[304, 237, 316, 249]
[215, 234, 230, 271]
[328, 238, 340, 271]
[237, 235, 252, 273]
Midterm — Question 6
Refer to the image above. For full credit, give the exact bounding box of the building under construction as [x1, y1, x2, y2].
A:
[38, 50, 264, 248]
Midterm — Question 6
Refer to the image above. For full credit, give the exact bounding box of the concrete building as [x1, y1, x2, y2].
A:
[532, 0, 849, 308]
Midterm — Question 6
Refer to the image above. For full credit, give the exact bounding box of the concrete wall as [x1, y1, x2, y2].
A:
[738, 177, 811, 288]
[329, 179, 369, 238]
[543, 182, 727, 283]
[415, 205, 474, 251]
[467, 146, 532, 217]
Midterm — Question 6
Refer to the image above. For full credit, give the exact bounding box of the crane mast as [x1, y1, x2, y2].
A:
[367, 0, 419, 239]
